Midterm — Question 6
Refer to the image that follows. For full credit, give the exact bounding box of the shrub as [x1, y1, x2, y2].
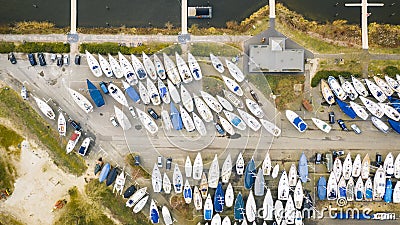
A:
[383, 66, 400, 77]
[14, 42, 69, 53]
[0, 42, 15, 53]
[311, 70, 360, 87]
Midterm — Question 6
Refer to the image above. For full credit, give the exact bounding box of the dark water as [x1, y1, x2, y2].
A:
[0, 0, 398, 28]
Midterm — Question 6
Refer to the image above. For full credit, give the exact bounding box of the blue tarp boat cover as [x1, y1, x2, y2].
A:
[170, 103, 182, 130]
[299, 152, 308, 183]
[317, 176, 327, 200]
[388, 119, 400, 134]
[126, 85, 140, 103]
[336, 98, 356, 119]
[244, 158, 256, 189]
[384, 179, 393, 203]
[388, 96, 400, 113]
[99, 163, 110, 183]
[86, 79, 105, 107]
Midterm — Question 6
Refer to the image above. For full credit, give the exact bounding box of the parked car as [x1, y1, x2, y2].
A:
[214, 122, 225, 135]
[336, 150, 345, 156]
[166, 157, 172, 170]
[337, 119, 348, 131]
[325, 153, 333, 172]
[110, 116, 119, 127]
[315, 153, 322, 164]
[351, 124, 361, 134]
[129, 106, 137, 118]
[28, 53, 37, 66]
[134, 155, 140, 166]
[376, 153, 382, 167]
[99, 81, 109, 94]
[8, 52, 17, 64]
[147, 108, 159, 120]
[69, 120, 82, 131]
[157, 156, 162, 168]
[56, 54, 63, 67]
[50, 53, 57, 61]
[63, 54, 70, 65]
[37, 52, 46, 66]
[329, 112, 335, 124]
[74, 54, 81, 65]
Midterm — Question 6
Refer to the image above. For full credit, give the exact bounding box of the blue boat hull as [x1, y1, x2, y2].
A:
[234, 193, 244, 221]
[388, 119, 400, 134]
[388, 96, 400, 113]
[214, 183, 225, 213]
[244, 158, 256, 189]
[99, 163, 110, 183]
[384, 179, 393, 203]
[170, 103, 182, 130]
[336, 98, 356, 119]
[87, 79, 105, 107]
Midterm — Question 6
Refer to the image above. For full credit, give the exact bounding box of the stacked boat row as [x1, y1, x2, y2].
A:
[151, 152, 310, 225]
[318, 152, 400, 203]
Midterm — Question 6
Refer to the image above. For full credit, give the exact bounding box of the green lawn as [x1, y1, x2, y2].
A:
[189, 42, 240, 57]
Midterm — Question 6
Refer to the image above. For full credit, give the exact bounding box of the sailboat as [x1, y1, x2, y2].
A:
[223, 89, 244, 108]
[114, 105, 132, 131]
[85, 50, 102, 77]
[254, 169, 265, 196]
[108, 83, 129, 107]
[350, 101, 369, 120]
[336, 98, 357, 119]
[193, 112, 207, 136]
[194, 94, 213, 122]
[333, 157, 343, 182]
[192, 153, 203, 180]
[187, 52, 202, 80]
[225, 59, 245, 82]
[234, 192, 245, 221]
[347, 178, 355, 202]
[244, 157, 256, 189]
[214, 182, 225, 213]
[163, 53, 181, 85]
[263, 188, 274, 220]
[132, 195, 149, 213]
[68, 88, 93, 113]
[222, 75, 243, 96]
[161, 206, 173, 225]
[311, 117, 332, 133]
[262, 152, 272, 176]
[361, 153, 370, 179]
[236, 152, 245, 175]
[118, 52, 137, 85]
[78, 137, 90, 156]
[170, 103, 183, 131]
[216, 95, 234, 111]
[394, 153, 400, 179]
[221, 154, 232, 183]
[183, 179, 192, 204]
[365, 79, 387, 102]
[225, 183, 234, 208]
[152, 163, 162, 193]
[260, 119, 281, 137]
[219, 115, 235, 135]
[245, 98, 264, 118]
[98, 54, 113, 77]
[146, 79, 161, 105]
[374, 76, 393, 96]
[161, 110, 173, 131]
[338, 176, 347, 199]
[210, 53, 224, 73]
[153, 54, 166, 80]
[384, 152, 395, 176]
[125, 187, 147, 207]
[342, 153, 353, 180]
[385, 75, 400, 92]
[245, 190, 256, 223]
[359, 96, 384, 118]
[384, 178, 393, 203]
[180, 85, 193, 112]
[175, 52, 193, 83]
[222, 216, 231, 225]
[373, 166, 386, 200]
[327, 172, 338, 200]
[167, 79, 180, 103]
[285, 195, 296, 224]
[211, 214, 222, 225]
[193, 186, 202, 210]
[237, 109, 261, 131]
[298, 152, 308, 183]
[365, 177, 373, 201]
[379, 103, 400, 121]
[66, 130, 81, 153]
[107, 169, 119, 188]
[57, 112, 66, 136]
[327, 76, 347, 100]
[113, 170, 126, 195]
[320, 79, 335, 105]
[200, 172, 208, 199]
[123, 185, 136, 199]
[157, 78, 170, 104]
[278, 170, 290, 200]
[355, 177, 364, 201]
[274, 200, 284, 225]
[142, 52, 157, 80]
[163, 173, 171, 194]
[352, 154, 362, 178]
[173, 164, 183, 193]
[136, 108, 158, 134]
[182, 157, 191, 178]
[180, 105, 195, 132]
[393, 181, 400, 203]
[204, 194, 213, 220]
[201, 91, 223, 113]
[86, 79, 105, 107]
[208, 154, 220, 189]
[108, 54, 124, 78]
[131, 54, 147, 80]
[271, 164, 279, 179]
[351, 76, 369, 97]
[149, 199, 159, 224]
[288, 164, 297, 187]
[286, 110, 307, 132]
[371, 116, 389, 133]
[339, 75, 358, 100]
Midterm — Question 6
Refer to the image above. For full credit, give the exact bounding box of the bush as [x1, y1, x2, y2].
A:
[0, 42, 15, 53]
[383, 66, 400, 77]
[79, 42, 175, 55]
[14, 42, 69, 53]
[311, 70, 360, 87]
